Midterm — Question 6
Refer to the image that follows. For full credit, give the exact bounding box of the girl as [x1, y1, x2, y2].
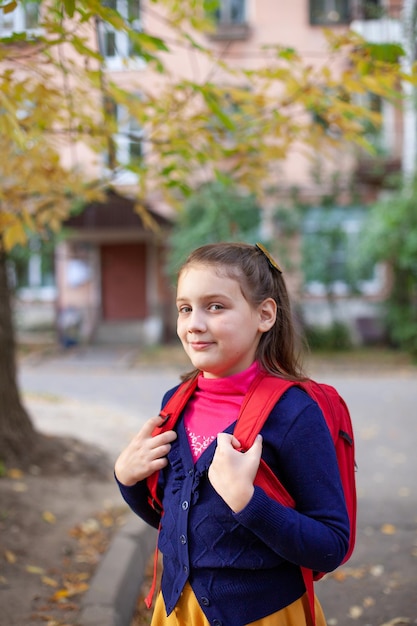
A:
[115, 242, 349, 626]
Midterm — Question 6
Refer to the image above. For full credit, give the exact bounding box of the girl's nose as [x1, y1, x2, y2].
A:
[187, 311, 206, 333]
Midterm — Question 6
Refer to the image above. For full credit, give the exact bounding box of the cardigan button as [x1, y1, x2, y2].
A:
[181, 500, 189, 511]
[180, 534, 187, 544]
[200, 596, 210, 606]
[213, 620, 222, 626]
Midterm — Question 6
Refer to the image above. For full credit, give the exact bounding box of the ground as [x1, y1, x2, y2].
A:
[0, 433, 127, 626]
[1, 345, 416, 626]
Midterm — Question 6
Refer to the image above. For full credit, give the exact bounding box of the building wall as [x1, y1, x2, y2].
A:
[8, 1, 405, 345]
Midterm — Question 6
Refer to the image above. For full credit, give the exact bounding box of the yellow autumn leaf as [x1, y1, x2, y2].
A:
[3, 221, 27, 250]
[25, 564, 45, 575]
[51, 581, 89, 601]
[66, 581, 90, 597]
[4, 550, 17, 564]
[381, 523, 397, 535]
[0, 211, 14, 229]
[42, 511, 57, 524]
[41, 576, 59, 588]
[99, 512, 116, 528]
[7, 468, 24, 480]
[51, 588, 70, 601]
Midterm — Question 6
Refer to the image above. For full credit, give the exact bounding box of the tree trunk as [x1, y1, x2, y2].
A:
[0, 238, 38, 469]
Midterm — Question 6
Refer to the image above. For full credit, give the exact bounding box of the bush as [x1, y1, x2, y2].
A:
[305, 322, 353, 351]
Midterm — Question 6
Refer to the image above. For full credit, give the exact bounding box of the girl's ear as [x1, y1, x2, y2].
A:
[258, 298, 277, 332]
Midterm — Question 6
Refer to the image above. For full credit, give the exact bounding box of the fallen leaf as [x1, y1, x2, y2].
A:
[370, 564, 384, 577]
[99, 512, 116, 528]
[25, 564, 45, 575]
[41, 576, 59, 587]
[12, 481, 28, 492]
[349, 605, 363, 619]
[42, 510, 57, 524]
[79, 518, 100, 535]
[381, 523, 396, 535]
[4, 550, 17, 564]
[50, 581, 89, 601]
[380, 619, 411, 626]
[51, 588, 70, 601]
[7, 468, 24, 479]
[363, 596, 375, 607]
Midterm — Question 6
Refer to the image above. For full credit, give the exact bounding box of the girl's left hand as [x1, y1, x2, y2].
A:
[208, 433, 263, 513]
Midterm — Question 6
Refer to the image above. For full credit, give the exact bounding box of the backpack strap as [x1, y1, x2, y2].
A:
[147, 375, 199, 512]
[233, 371, 297, 508]
[233, 372, 319, 626]
[233, 371, 296, 451]
[144, 375, 199, 609]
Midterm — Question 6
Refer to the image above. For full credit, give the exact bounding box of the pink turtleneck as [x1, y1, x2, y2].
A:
[183, 361, 260, 462]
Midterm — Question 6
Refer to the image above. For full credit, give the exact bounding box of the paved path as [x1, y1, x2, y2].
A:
[17, 347, 417, 626]
[19, 350, 182, 459]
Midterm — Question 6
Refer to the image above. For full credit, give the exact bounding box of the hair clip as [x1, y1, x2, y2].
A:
[255, 243, 282, 274]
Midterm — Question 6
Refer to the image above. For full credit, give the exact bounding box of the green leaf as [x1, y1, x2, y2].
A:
[202, 93, 236, 131]
[134, 32, 169, 53]
[365, 42, 405, 63]
[63, 0, 75, 18]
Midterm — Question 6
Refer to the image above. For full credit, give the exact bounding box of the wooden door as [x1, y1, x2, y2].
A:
[101, 243, 147, 320]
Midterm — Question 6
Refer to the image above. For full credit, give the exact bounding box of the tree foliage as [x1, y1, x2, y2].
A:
[358, 182, 417, 356]
[166, 180, 262, 278]
[0, 1, 415, 252]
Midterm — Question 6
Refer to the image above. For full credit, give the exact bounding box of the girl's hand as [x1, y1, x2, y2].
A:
[114, 415, 177, 487]
[208, 433, 263, 513]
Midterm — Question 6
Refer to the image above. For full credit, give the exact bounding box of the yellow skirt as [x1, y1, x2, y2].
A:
[151, 582, 326, 626]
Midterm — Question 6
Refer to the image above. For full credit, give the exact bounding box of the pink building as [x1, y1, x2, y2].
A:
[5, 0, 406, 346]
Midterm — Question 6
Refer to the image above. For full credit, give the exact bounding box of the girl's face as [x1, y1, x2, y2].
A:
[176, 264, 276, 379]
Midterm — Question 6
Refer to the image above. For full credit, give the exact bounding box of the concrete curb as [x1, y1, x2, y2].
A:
[80, 513, 157, 626]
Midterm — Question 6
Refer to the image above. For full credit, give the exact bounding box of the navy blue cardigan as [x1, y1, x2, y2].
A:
[117, 385, 349, 626]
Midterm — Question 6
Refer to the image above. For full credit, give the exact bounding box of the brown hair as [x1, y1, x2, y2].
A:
[178, 242, 306, 381]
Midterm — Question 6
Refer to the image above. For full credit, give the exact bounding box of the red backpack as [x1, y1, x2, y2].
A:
[146, 371, 357, 624]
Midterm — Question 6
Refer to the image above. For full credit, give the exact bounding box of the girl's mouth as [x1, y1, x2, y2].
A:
[189, 341, 213, 350]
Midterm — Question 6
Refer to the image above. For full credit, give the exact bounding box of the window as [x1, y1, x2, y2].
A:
[104, 96, 144, 184]
[215, 0, 246, 24]
[353, 0, 385, 20]
[8, 238, 56, 299]
[360, 91, 384, 148]
[302, 207, 381, 296]
[0, 0, 40, 36]
[209, 0, 249, 40]
[98, 0, 143, 69]
[309, 0, 350, 25]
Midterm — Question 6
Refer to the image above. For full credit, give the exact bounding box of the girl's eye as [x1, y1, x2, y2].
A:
[208, 303, 223, 311]
[178, 305, 191, 314]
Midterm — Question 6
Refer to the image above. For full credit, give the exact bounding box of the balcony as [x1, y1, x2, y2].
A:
[208, 21, 251, 41]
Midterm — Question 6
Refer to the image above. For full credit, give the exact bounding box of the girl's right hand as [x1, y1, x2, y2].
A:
[114, 414, 177, 487]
